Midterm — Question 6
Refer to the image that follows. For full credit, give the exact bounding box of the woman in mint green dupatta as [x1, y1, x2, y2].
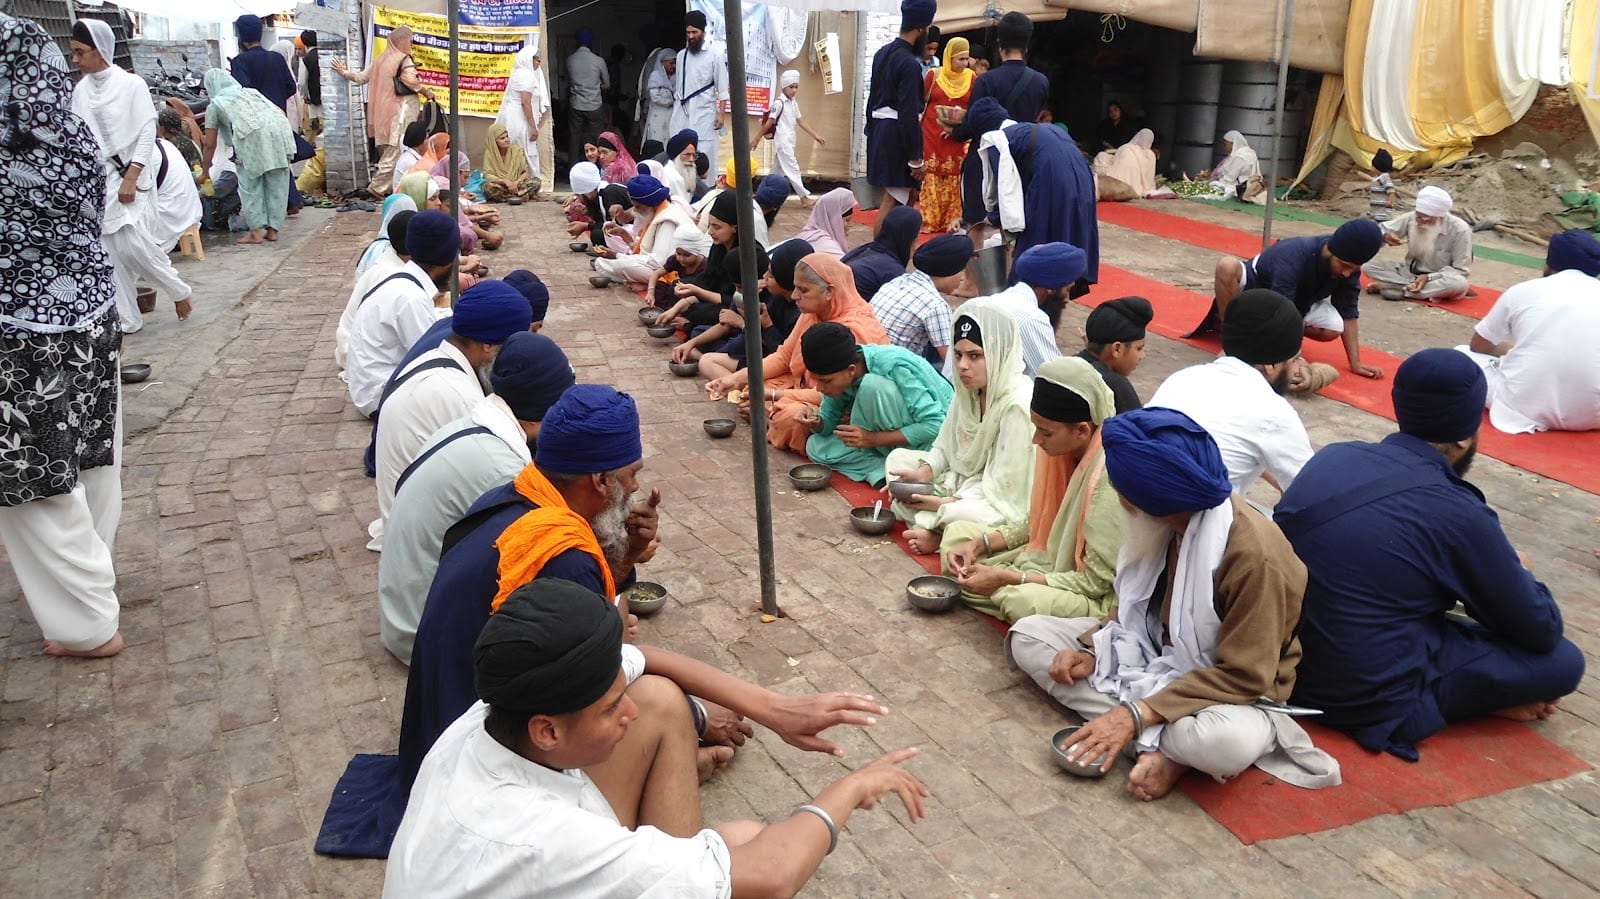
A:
[202, 69, 295, 243]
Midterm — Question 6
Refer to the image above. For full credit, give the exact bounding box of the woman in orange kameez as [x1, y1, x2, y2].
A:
[918, 37, 973, 233]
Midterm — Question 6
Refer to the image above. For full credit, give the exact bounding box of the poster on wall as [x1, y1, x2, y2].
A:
[687, 0, 775, 117]
[459, 0, 541, 28]
[815, 32, 842, 95]
[368, 6, 536, 118]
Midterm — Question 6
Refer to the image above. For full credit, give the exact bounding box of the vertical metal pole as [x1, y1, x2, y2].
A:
[722, 0, 780, 618]
[1261, 0, 1295, 251]
[448, 0, 462, 301]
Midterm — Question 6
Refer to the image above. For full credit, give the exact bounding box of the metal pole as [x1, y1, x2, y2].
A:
[722, 0, 781, 619]
[447, 0, 462, 301]
[1261, 0, 1295, 251]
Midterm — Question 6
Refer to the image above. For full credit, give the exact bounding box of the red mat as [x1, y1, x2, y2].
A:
[1088, 262, 1600, 495]
[1180, 717, 1591, 844]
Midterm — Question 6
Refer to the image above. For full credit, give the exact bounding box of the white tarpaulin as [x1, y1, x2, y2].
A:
[761, 0, 898, 10]
[77, 0, 291, 22]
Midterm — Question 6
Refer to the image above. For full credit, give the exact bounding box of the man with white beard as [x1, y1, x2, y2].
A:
[669, 12, 728, 176]
[1362, 185, 1473, 301]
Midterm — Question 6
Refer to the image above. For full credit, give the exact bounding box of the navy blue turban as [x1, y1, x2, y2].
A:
[406, 210, 461, 267]
[962, 97, 1010, 137]
[511, 275, 550, 322]
[535, 384, 642, 474]
[767, 239, 813, 291]
[627, 174, 671, 207]
[914, 234, 975, 278]
[491, 332, 575, 423]
[1391, 348, 1486, 444]
[900, 0, 937, 30]
[235, 14, 263, 43]
[474, 579, 623, 716]
[755, 174, 790, 210]
[1327, 219, 1383, 265]
[453, 279, 533, 345]
[1102, 407, 1233, 517]
[1013, 242, 1086, 289]
[1546, 229, 1600, 276]
[666, 129, 698, 159]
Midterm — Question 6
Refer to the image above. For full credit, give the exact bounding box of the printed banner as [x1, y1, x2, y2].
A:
[686, 0, 774, 117]
[459, 0, 541, 28]
[816, 32, 842, 95]
[369, 6, 536, 118]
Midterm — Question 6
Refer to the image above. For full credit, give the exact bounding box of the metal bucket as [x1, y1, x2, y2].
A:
[972, 242, 1009, 296]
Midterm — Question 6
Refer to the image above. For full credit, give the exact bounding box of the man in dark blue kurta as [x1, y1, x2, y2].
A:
[1276, 349, 1584, 761]
[1193, 218, 1386, 379]
[229, 15, 297, 112]
[864, 0, 934, 237]
[963, 12, 1047, 124]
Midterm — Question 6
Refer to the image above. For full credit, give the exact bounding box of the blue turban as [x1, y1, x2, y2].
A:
[626, 174, 671, 207]
[666, 129, 698, 159]
[575, 26, 594, 47]
[1327, 219, 1383, 265]
[1013, 242, 1086, 289]
[1546, 229, 1600, 276]
[234, 14, 263, 43]
[513, 276, 550, 323]
[491, 332, 575, 423]
[535, 384, 642, 474]
[1102, 408, 1234, 517]
[755, 174, 790, 210]
[900, 0, 937, 30]
[453, 280, 534, 344]
[767, 239, 813, 291]
[504, 269, 538, 287]
[406, 210, 461, 267]
[914, 234, 975, 278]
[1391, 348, 1486, 444]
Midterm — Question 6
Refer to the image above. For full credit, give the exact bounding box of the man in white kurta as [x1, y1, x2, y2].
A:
[668, 14, 729, 176]
[337, 211, 413, 374]
[68, 19, 194, 333]
[378, 333, 575, 664]
[1362, 186, 1472, 301]
[592, 175, 696, 287]
[346, 211, 460, 416]
[145, 138, 203, 251]
[371, 280, 534, 553]
[1150, 289, 1313, 496]
[1459, 229, 1600, 434]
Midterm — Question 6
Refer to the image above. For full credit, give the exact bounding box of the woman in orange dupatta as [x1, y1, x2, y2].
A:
[409, 132, 450, 176]
[705, 253, 888, 452]
[939, 357, 1126, 623]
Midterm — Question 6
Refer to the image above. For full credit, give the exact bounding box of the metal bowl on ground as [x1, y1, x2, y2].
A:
[637, 306, 662, 325]
[849, 506, 894, 536]
[906, 574, 959, 612]
[1380, 286, 1406, 302]
[569, 241, 589, 252]
[507, 197, 524, 206]
[119, 363, 152, 384]
[887, 480, 935, 502]
[1051, 725, 1112, 778]
[703, 418, 736, 438]
[788, 463, 831, 491]
[623, 581, 668, 618]
[669, 360, 700, 377]
[646, 324, 676, 339]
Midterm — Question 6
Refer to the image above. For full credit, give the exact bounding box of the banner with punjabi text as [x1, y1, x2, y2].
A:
[369, 5, 537, 119]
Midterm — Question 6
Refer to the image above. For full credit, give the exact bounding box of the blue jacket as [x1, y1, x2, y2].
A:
[864, 38, 925, 188]
[1251, 235, 1362, 321]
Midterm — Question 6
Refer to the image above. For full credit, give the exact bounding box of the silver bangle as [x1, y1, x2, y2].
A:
[980, 532, 992, 555]
[794, 804, 838, 855]
[1120, 699, 1145, 739]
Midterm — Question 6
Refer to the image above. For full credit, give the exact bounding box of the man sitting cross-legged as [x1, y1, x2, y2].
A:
[385, 578, 929, 898]
[1007, 408, 1341, 800]
[1276, 348, 1585, 761]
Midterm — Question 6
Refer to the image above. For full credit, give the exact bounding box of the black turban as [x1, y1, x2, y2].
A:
[800, 321, 859, 375]
[709, 189, 740, 227]
[686, 11, 708, 30]
[1392, 348, 1486, 444]
[952, 314, 982, 347]
[997, 11, 1033, 49]
[1085, 296, 1153, 345]
[768, 239, 813, 291]
[1031, 378, 1093, 423]
[473, 579, 624, 716]
[1221, 289, 1302, 365]
[386, 210, 417, 255]
[1371, 148, 1394, 174]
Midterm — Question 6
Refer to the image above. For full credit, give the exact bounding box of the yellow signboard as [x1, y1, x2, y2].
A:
[370, 6, 536, 119]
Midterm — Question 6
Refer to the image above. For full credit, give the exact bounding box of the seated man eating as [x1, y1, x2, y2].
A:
[1007, 408, 1340, 800]
[1276, 349, 1585, 760]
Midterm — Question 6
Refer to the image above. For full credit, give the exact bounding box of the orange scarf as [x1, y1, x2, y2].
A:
[1027, 430, 1103, 571]
[491, 465, 616, 612]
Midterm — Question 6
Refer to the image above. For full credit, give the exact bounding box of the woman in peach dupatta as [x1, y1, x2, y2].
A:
[939, 357, 1126, 623]
[705, 254, 888, 452]
[332, 24, 432, 196]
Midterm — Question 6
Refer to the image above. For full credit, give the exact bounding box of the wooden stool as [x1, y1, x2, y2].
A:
[177, 224, 204, 261]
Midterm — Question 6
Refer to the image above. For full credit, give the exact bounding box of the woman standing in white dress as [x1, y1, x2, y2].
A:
[495, 44, 551, 189]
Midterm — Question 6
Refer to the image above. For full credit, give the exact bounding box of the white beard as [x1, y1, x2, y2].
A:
[1409, 221, 1442, 270]
[591, 483, 638, 571]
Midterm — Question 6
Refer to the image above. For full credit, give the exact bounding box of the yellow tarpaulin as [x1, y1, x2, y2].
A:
[1571, 0, 1600, 148]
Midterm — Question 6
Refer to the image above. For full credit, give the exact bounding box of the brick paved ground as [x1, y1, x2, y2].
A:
[0, 195, 1595, 897]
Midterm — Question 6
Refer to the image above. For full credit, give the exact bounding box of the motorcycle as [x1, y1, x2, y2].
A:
[145, 55, 209, 117]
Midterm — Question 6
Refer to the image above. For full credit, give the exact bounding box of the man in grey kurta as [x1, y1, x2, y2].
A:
[1362, 185, 1472, 300]
[668, 12, 729, 175]
[378, 334, 575, 664]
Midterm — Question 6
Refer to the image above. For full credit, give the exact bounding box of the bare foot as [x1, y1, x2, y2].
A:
[697, 745, 734, 784]
[43, 632, 124, 658]
[1494, 701, 1560, 722]
[174, 297, 193, 321]
[237, 231, 264, 245]
[904, 528, 939, 555]
[264, 229, 279, 242]
[1126, 750, 1187, 801]
[801, 196, 817, 208]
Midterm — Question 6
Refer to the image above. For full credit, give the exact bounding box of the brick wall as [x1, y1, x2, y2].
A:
[318, 7, 369, 196]
[128, 39, 217, 81]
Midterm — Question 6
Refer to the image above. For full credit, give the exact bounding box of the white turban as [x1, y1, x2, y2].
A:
[780, 70, 800, 89]
[673, 226, 714, 256]
[1415, 185, 1452, 217]
[569, 162, 603, 195]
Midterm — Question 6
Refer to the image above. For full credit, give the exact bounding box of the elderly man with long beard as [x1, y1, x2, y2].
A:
[1362, 185, 1473, 301]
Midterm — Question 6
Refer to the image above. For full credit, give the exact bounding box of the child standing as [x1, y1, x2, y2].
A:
[1369, 148, 1397, 218]
[754, 69, 825, 206]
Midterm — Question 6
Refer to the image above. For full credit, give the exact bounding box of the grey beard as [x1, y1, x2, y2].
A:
[476, 360, 494, 394]
[1410, 223, 1441, 268]
[592, 487, 638, 572]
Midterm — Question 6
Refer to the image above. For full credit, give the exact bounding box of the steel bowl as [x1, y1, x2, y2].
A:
[119, 363, 152, 384]
[888, 480, 935, 502]
[788, 463, 831, 491]
[569, 241, 589, 253]
[905, 574, 959, 612]
[1051, 725, 1112, 778]
[623, 581, 668, 618]
[1379, 286, 1406, 302]
[637, 306, 662, 325]
[849, 506, 894, 536]
[703, 418, 737, 438]
[507, 196, 524, 206]
[646, 324, 676, 339]
[669, 360, 700, 377]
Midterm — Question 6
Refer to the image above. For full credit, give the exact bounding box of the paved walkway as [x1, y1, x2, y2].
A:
[0, 197, 1595, 897]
